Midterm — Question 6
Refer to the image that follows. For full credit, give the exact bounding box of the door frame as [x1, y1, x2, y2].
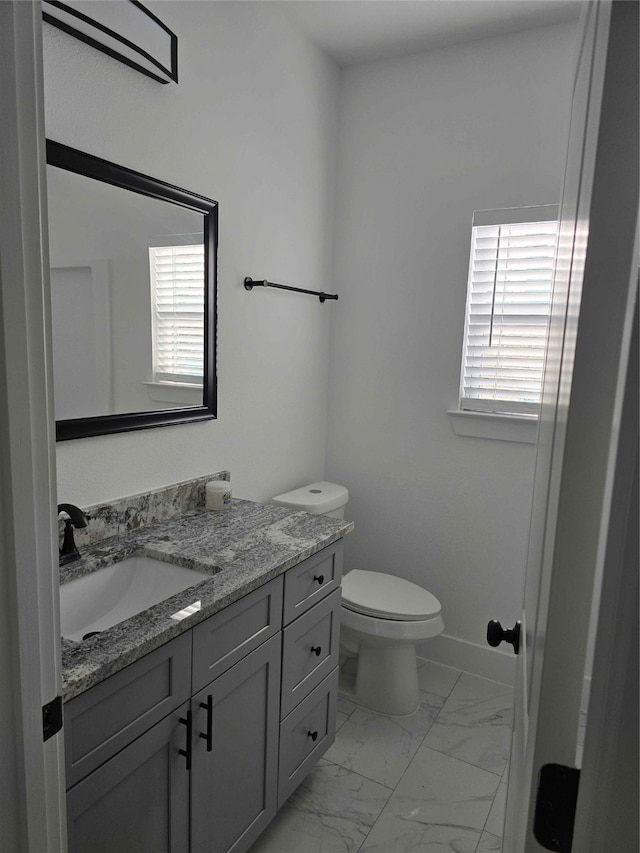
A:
[572, 274, 638, 850]
[0, 2, 66, 850]
[504, 0, 638, 849]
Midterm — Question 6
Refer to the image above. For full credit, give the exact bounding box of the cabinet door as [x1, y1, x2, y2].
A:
[65, 631, 192, 788]
[66, 700, 190, 853]
[191, 633, 281, 853]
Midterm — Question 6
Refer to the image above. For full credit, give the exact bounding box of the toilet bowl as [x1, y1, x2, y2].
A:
[341, 569, 444, 716]
[272, 481, 445, 716]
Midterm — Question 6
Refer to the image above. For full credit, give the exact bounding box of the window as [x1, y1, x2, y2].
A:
[149, 234, 205, 386]
[458, 206, 558, 417]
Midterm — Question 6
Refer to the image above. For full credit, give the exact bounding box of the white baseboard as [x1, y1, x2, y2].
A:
[416, 633, 516, 687]
[414, 635, 592, 700]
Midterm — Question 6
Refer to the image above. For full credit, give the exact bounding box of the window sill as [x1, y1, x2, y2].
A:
[447, 410, 538, 444]
[144, 381, 203, 406]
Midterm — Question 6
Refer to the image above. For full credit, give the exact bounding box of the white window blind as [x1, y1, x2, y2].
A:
[459, 206, 558, 416]
[149, 234, 204, 385]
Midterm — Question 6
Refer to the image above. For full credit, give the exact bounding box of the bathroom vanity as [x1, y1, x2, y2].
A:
[59, 475, 352, 853]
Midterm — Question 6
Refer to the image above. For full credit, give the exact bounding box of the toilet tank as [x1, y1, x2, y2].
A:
[272, 481, 348, 518]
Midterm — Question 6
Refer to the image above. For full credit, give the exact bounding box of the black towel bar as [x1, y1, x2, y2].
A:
[244, 277, 338, 303]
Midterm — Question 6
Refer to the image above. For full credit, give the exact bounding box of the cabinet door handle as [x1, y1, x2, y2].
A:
[313, 574, 324, 585]
[178, 710, 192, 771]
[307, 730, 318, 742]
[310, 646, 322, 657]
[199, 695, 213, 752]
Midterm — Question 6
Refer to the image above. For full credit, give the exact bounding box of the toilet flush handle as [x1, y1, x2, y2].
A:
[487, 619, 521, 655]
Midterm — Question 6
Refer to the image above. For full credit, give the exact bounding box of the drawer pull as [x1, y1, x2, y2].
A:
[313, 575, 325, 585]
[178, 711, 192, 771]
[310, 645, 322, 657]
[199, 695, 213, 752]
[307, 730, 319, 742]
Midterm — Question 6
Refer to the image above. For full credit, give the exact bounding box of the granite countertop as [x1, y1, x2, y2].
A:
[61, 499, 353, 702]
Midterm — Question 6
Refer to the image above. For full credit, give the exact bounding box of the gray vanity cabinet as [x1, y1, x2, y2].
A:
[190, 633, 281, 853]
[64, 540, 344, 853]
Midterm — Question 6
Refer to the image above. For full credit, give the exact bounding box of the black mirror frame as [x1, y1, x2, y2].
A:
[47, 140, 217, 441]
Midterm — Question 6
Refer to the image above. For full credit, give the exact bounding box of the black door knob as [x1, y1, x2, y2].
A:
[487, 619, 521, 655]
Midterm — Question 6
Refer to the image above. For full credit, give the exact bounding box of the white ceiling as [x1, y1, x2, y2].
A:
[277, 0, 583, 66]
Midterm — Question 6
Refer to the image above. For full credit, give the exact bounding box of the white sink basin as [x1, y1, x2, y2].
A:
[60, 556, 208, 642]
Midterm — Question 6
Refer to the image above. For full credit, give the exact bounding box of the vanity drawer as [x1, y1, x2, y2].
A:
[65, 631, 192, 789]
[280, 588, 341, 717]
[192, 575, 283, 692]
[282, 541, 343, 626]
[278, 667, 338, 808]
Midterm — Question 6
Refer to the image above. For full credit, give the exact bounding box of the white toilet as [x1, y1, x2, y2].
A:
[272, 481, 444, 716]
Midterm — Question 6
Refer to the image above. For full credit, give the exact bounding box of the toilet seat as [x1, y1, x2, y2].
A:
[341, 570, 442, 621]
[340, 605, 444, 643]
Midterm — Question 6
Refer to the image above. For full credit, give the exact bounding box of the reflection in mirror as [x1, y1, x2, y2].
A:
[46, 141, 217, 440]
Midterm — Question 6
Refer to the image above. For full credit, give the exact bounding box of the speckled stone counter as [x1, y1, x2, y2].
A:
[61, 497, 353, 702]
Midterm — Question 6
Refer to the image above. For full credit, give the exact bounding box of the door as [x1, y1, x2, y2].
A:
[499, 2, 639, 850]
[191, 633, 281, 853]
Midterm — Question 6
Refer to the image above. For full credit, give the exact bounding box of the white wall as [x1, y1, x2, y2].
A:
[327, 22, 578, 680]
[44, 5, 580, 681]
[43, 1, 340, 506]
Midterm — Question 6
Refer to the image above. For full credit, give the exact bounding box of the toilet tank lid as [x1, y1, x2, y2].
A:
[342, 570, 442, 621]
[271, 481, 348, 515]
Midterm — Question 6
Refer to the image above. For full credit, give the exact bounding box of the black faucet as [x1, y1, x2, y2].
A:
[57, 503, 89, 565]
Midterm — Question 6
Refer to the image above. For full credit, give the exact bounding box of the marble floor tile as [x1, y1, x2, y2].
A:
[416, 659, 461, 699]
[338, 696, 358, 717]
[248, 763, 392, 853]
[360, 815, 481, 853]
[484, 781, 506, 838]
[423, 674, 513, 775]
[372, 746, 501, 833]
[324, 692, 444, 788]
[337, 711, 350, 731]
[447, 673, 513, 703]
[476, 831, 502, 852]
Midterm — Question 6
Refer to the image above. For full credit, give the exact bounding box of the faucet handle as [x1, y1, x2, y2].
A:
[58, 503, 89, 565]
[57, 503, 89, 529]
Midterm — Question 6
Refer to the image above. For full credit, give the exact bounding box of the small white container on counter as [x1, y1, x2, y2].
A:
[206, 480, 232, 511]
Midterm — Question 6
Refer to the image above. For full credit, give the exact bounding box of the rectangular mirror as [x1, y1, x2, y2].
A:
[46, 140, 217, 440]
